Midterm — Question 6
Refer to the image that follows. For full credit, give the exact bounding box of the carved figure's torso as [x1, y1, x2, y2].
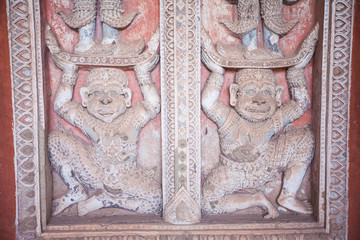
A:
[56, 100, 155, 187]
[216, 107, 302, 190]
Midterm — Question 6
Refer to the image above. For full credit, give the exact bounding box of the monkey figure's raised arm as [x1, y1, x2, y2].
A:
[132, 55, 161, 129]
[52, 55, 80, 125]
[277, 66, 311, 128]
[201, 51, 230, 128]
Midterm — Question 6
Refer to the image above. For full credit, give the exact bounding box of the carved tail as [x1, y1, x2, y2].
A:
[260, 0, 298, 36]
[221, 0, 259, 35]
[57, 0, 97, 29]
[100, 0, 138, 29]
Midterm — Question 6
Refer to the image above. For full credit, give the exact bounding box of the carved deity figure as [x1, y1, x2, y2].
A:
[48, 54, 161, 216]
[222, 0, 301, 55]
[201, 51, 314, 218]
[58, 0, 139, 53]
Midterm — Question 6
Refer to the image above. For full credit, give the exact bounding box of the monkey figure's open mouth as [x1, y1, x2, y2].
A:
[98, 109, 115, 117]
[246, 105, 270, 113]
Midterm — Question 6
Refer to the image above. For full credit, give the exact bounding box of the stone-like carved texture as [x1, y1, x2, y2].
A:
[8, 0, 41, 238]
[47, 65, 162, 216]
[161, 0, 202, 224]
[58, 0, 138, 53]
[201, 57, 316, 217]
[221, 0, 299, 56]
[327, 1, 353, 239]
[201, 0, 318, 218]
[46, 0, 162, 217]
[201, 25, 319, 68]
[7, 0, 353, 239]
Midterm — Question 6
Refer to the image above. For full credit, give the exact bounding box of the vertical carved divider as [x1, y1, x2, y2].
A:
[160, 0, 202, 224]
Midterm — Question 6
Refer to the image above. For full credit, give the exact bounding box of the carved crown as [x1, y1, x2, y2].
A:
[86, 68, 129, 88]
[235, 69, 276, 85]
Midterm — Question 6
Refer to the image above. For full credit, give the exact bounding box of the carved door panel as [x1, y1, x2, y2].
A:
[200, 0, 316, 219]
[7, 0, 354, 239]
[45, 0, 163, 219]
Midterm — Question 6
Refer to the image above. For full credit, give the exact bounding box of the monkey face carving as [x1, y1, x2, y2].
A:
[230, 69, 283, 122]
[79, 68, 132, 123]
[81, 85, 132, 123]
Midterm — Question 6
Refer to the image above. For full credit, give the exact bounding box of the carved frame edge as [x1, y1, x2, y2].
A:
[7, 0, 353, 239]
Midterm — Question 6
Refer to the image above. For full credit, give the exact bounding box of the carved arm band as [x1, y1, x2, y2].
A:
[206, 72, 224, 91]
[61, 71, 78, 86]
[135, 72, 154, 86]
[286, 67, 307, 88]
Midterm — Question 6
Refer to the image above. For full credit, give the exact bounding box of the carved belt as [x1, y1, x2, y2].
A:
[219, 154, 257, 171]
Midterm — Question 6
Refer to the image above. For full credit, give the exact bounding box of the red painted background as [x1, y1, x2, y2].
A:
[348, 1, 360, 239]
[0, 0, 359, 238]
[0, 0, 16, 239]
[45, 0, 162, 189]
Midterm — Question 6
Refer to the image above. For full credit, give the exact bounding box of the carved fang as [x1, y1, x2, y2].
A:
[260, 0, 298, 36]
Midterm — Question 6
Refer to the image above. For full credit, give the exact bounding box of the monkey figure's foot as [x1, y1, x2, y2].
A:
[263, 207, 280, 219]
[252, 192, 280, 219]
[74, 39, 95, 53]
[278, 195, 313, 214]
[52, 190, 87, 216]
[78, 195, 105, 216]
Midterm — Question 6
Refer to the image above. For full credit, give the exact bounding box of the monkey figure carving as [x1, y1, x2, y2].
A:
[48, 54, 161, 216]
[201, 49, 314, 218]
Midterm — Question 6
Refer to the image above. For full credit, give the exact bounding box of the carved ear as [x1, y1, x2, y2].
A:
[229, 84, 239, 107]
[123, 88, 132, 107]
[275, 85, 284, 107]
[80, 87, 90, 107]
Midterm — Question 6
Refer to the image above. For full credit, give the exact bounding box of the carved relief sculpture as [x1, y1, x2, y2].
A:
[221, 0, 301, 57]
[201, 0, 319, 217]
[46, 0, 162, 216]
[6, 0, 354, 237]
[57, 0, 142, 54]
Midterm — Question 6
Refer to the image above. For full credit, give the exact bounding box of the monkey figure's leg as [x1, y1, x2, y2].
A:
[202, 165, 279, 218]
[102, 23, 118, 45]
[57, 0, 97, 53]
[277, 126, 315, 214]
[78, 192, 162, 216]
[242, 29, 258, 51]
[78, 167, 162, 216]
[263, 27, 283, 56]
[48, 130, 89, 215]
[75, 20, 96, 53]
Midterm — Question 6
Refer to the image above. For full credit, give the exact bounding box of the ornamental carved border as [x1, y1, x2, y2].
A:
[7, 0, 353, 239]
[160, 0, 202, 224]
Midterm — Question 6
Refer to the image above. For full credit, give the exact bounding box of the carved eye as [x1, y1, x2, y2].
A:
[93, 91, 102, 98]
[246, 89, 256, 97]
[109, 91, 119, 98]
[263, 89, 272, 96]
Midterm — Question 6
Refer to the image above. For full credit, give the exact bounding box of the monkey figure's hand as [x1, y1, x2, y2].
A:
[202, 49, 225, 75]
[51, 53, 78, 74]
[134, 54, 159, 75]
[51, 53, 79, 85]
